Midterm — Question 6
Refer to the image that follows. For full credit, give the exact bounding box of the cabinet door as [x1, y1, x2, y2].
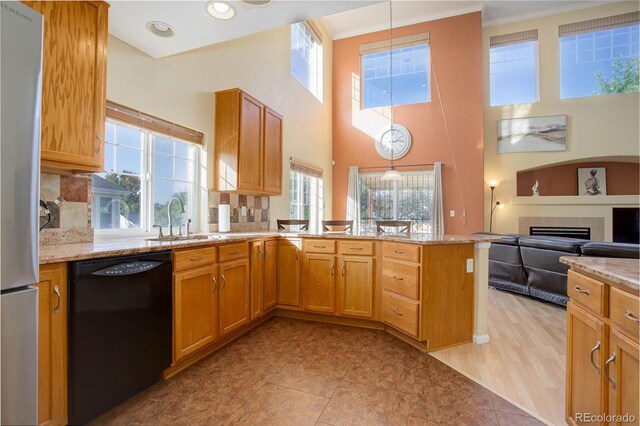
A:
[303, 254, 336, 313]
[250, 241, 264, 320]
[174, 266, 218, 361]
[23, 1, 108, 173]
[220, 259, 251, 335]
[263, 107, 282, 195]
[566, 302, 607, 425]
[339, 256, 374, 318]
[264, 240, 278, 310]
[35, 263, 67, 426]
[277, 240, 301, 307]
[238, 93, 263, 193]
[607, 329, 639, 425]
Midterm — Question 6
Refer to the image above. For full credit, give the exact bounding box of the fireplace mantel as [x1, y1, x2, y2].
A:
[512, 195, 639, 206]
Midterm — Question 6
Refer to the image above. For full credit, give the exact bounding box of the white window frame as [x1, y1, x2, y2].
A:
[489, 39, 540, 107]
[289, 169, 324, 233]
[94, 118, 206, 238]
[291, 21, 323, 102]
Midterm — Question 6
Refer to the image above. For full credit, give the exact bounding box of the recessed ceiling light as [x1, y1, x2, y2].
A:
[206, 1, 236, 20]
[146, 21, 175, 37]
[241, 0, 271, 5]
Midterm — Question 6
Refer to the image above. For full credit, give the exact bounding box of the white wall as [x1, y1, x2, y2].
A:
[483, 2, 640, 239]
[106, 24, 333, 230]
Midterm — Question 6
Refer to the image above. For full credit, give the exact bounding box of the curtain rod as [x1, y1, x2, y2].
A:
[357, 163, 446, 171]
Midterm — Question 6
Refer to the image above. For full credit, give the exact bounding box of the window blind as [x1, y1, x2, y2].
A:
[559, 11, 640, 37]
[489, 29, 538, 48]
[106, 101, 205, 145]
[359, 32, 429, 56]
[290, 157, 323, 178]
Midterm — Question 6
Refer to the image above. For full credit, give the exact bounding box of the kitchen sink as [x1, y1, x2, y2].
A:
[146, 234, 211, 242]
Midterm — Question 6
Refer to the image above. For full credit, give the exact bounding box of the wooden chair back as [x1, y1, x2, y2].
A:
[376, 220, 411, 235]
[277, 219, 309, 231]
[322, 220, 354, 233]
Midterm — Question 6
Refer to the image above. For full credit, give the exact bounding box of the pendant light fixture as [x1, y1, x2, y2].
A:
[380, 0, 402, 182]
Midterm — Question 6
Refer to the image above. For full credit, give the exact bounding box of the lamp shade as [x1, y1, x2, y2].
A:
[380, 166, 402, 181]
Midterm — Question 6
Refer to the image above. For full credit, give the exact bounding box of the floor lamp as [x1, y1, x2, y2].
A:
[488, 181, 504, 232]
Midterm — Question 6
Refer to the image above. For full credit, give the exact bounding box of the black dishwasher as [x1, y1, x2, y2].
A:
[68, 251, 172, 425]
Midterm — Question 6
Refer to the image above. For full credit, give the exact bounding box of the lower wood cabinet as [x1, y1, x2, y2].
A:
[303, 254, 336, 313]
[174, 265, 219, 361]
[250, 241, 264, 320]
[264, 240, 278, 310]
[277, 239, 301, 307]
[607, 328, 639, 425]
[219, 259, 250, 335]
[36, 263, 67, 426]
[338, 256, 374, 318]
[566, 302, 606, 425]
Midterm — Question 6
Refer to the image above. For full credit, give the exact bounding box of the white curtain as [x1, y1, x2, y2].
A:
[432, 162, 444, 235]
[346, 166, 360, 233]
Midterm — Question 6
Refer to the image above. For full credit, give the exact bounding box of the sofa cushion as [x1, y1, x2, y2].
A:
[581, 242, 640, 259]
[472, 232, 521, 246]
[518, 236, 587, 254]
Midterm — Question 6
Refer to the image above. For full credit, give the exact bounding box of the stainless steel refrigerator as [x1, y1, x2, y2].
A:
[0, 2, 43, 425]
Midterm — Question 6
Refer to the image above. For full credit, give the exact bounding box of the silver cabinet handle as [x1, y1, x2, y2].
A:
[95, 133, 101, 155]
[392, 308, 404, 316]
[190, 256, 204, 261]
[350, 247, 363, 251]
[258, 247, 263, 260]
[331, 263, 335, 276]
[212, 276, 217, 293]
[604, 352, 616, 389]
[341, 263, 346, 276]
[229, 250, 240, 255]
[394, 250, 404, 254]
[625, 310, 640, 323]
[53, 285, 61, 315]
[574, 286, 590, 296]
[265, 250, 270, 262]
[313, 245, 326, 249]
[221, 274, 226, 290]
[393, 276, 404, 281]
[589, 341, 601, 374]
[296, 249, 300, 261]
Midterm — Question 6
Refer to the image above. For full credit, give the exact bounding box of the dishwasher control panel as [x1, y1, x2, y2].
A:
[92, 261, 163, 276]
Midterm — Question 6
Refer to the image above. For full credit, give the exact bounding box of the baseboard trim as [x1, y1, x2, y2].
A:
[473, 334, 490, 344]
[273, 309, 384, 330]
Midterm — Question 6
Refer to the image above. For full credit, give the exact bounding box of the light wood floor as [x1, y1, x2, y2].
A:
[433, 288, 567, 426]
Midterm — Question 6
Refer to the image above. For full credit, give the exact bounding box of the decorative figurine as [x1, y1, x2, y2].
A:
[532, 180, 540, 196]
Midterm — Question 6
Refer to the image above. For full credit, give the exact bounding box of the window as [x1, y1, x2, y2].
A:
[359, 171, 433, 233]
[489, 30, 539, 106]
[360, 33, 430, 109]
[560, 12, 640, 99]
[289, 160, 323, 233]
[291, 21, 323, 102]
[92, 118, 205, 234]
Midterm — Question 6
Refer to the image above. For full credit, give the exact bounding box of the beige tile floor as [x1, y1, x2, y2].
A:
[93, 317, 544, 425]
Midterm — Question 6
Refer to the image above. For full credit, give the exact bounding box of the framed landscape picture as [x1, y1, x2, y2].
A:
[578, 167, 607, 196]
[497, 115, 567, 154]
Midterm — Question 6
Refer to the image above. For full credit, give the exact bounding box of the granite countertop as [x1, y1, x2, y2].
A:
[39, 231, 499, 264]
[560, 256, 640, 294]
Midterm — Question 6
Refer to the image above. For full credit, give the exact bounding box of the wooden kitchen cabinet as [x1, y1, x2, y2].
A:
[35, 263, 67, 426]
[219, 259, 251, 336]
[566, 302, 607, 425]
[214, 88, 283, 195]
[22, 0, 109, 174]
[277, 239, 302, 307]
[607, 329, 639, 425]
[263, 240, 278, 310]
[250, 241, 264, 320]
[174, 265, 219, 361]
[303, 254, 336, 314]
[339, 256, 374, 318]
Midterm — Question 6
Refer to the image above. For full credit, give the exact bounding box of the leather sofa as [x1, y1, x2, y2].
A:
[473, 233, 640, 306]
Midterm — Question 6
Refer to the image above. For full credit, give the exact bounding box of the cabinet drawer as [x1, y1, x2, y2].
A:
[218, 243, 249, 263]
[382, 242, 420, 263]
[303, 239, 336, 254]
[174, 247, 217, 272]
[338, 241, 374, 256]
[382, 291, 419, 338]
[568, 270, 606, 316]
[610, 287, 640, 341]
[382, 260, 420, 300]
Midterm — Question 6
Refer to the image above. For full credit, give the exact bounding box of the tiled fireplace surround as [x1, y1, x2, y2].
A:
[39, 173, 271, 245]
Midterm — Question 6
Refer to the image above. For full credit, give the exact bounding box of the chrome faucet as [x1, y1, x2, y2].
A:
[167, 197, 185, 236]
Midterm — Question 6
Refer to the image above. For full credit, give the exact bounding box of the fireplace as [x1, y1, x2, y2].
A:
[530, 226, 591, 240]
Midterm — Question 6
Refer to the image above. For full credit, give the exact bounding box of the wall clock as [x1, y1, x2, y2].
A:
[375, 124, 412, 160]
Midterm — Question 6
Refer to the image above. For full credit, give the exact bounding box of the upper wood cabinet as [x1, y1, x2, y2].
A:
[35, 263, 68, 426]
[23, 1, 109, 174]
[214, 88, 283, 195]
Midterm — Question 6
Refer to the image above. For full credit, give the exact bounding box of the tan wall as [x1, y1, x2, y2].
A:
[106, 24, 333, 231]
[483, 2, 640, 240]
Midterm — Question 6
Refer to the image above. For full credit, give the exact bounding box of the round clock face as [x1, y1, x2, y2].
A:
[375, 124, 412, 160]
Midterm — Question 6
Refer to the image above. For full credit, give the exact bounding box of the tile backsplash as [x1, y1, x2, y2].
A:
[208, 191, 270, 232]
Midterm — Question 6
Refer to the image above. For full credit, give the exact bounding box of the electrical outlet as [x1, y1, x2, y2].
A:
[241, 206, 247, 216]
[466, 259, 474, 273]
[449, 210, 455, 217]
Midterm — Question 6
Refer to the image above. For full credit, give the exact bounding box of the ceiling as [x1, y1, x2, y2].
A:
[108, 0, 615, 59]
[107, 0, 379, 58]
